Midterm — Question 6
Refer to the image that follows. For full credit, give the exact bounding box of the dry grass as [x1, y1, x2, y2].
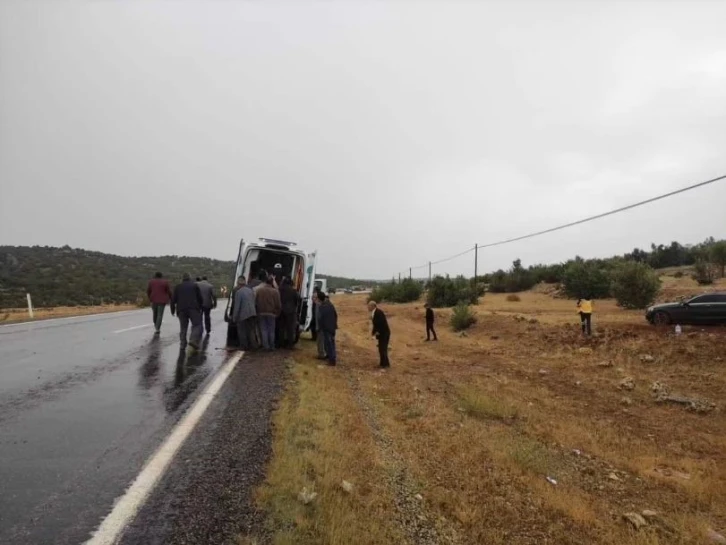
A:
[0, 304, 137, 324]
[249, 280, 726, 545]
[245, 350, 403, 545]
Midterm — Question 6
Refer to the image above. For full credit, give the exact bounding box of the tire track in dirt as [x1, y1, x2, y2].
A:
[338, 331, 462, 545]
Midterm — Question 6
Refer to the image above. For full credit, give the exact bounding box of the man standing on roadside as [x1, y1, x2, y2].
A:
[313, 288, 326, 359]
[232, 277, 257, 350]
[425, 303, 437, 342]
[369, 301, 391, 368]
[147, 271, 172, 334]
[317, 291, 338, 366]
[256, 276, 282, 350]
[197, 275, 217, 335]
[171, 273, 204, 351]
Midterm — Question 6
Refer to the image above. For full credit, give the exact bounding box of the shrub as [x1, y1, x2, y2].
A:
[673, 271, 684, 279]
[610, 262, 661, 309]
[562, 260, 611, 299]
[692, 260, 715, 285]
[506, 294, 521, 302]
[427, 275, 481, 308]
[450, 303, 477, 331]
[710, 240, 726, 278]
[369, 278, 422, 303]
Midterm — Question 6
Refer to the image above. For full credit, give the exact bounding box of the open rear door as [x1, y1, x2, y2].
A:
[302, 250, 318, 331]
[225, 238, 246, 348]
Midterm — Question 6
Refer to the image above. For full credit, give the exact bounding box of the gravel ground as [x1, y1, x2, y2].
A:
[343, 363, 462, 545]
[118, 350, 288, 545]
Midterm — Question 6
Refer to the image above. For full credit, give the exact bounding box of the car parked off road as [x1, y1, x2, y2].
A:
[646, 293, 726, 325]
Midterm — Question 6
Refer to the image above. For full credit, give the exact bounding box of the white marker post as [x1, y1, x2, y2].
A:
[26, 293, 34, 319]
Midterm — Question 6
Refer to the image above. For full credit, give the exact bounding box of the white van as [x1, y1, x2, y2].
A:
[225, 237, 318, 346]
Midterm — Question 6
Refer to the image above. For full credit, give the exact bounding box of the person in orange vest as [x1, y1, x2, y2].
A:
[576, 296, 593, 336]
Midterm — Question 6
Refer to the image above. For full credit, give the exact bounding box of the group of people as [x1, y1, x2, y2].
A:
[146, 268, 444, 365]
[229, 266, 301, 351]
[146, 272, 217, 350]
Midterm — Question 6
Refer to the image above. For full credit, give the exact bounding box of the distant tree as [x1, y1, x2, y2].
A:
[562, 259, 611, 299]
[427, 275, 481, 308]
[693, 260, 715, 285]
[611, 262, 661, 309]
[709, 240, 726, 278]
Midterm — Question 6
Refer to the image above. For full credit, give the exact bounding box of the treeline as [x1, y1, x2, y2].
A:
[368, 237, 726, 310]
[0, 245, 377, 309]
[0, 246, 238, 308]
[484, 237, 726, 297]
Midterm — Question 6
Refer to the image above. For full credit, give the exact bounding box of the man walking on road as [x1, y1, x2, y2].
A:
[171, 273, 204, 350]
[197, 276, 217, 335]
[232, 277, 257, 350]
[317, 292, 338, 366]
[425, 303, 438, 341]
[279, 277, 300, 348]
[147, 271, 172, 334]
[369, 301, 391, 368]
[256, 277, 282, 350]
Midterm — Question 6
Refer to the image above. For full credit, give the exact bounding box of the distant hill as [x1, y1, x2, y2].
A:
[0, 246, 372, 308]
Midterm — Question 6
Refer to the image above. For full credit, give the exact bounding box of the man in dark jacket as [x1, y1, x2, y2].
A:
[424, 303, 437, 341]
[317, 292, 337, 366]
[369, 301, 390, 368]
[147, 271, 172, 334]
[171, 273, 204, 350]
[279, 277, 300, 348]
[197, 276, 217, 335]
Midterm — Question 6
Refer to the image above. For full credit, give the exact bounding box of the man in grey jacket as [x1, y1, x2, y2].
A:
[197, 276, 217, 335]
[232, 277, 257, 350]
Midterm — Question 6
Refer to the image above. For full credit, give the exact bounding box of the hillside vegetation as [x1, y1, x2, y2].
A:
[0, 246, 372, 308]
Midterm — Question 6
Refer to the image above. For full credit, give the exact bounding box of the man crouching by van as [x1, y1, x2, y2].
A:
[232, 277, 257, 350]
[256, 276, 282, 350]
[317, 291, 338, 366]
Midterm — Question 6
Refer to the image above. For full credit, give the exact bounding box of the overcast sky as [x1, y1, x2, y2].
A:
[1, 1, 725, 279]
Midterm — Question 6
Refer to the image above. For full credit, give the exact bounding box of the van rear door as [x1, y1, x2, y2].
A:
[302, 250, 318, 331]
[225, 238, 246, 346]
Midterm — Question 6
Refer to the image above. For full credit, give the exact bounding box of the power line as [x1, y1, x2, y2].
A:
[475, 173, 726, 249]
[395, 172, 726, 278]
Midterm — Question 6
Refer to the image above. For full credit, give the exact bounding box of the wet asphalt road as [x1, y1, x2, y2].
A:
[0, 307, 286, 545]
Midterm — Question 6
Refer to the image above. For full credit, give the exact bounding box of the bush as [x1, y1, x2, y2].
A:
[693, 260, 715, 285]
[710, 241, 726, 278]
[427, 275, 482, 308]
[450, 303, 477, 331]
[369, 278, 422, 303]
[562, 260, 611, 299]
[506, 294, 521, 302]
[610, 262, 661, 309]
[673, 271, 684, 278]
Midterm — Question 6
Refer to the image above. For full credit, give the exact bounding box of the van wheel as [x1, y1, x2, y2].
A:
[653, 311, 670, 326]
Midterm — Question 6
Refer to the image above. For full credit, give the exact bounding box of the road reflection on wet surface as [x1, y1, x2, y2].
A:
[0, 308, 231, 545]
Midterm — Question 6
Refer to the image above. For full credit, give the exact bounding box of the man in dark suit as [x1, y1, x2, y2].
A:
[424, 303, 437, 341]
[368, 301, 390, 368]
[171, 273, 204, 351]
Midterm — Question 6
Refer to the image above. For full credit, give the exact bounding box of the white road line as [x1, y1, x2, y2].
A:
[85, 351, 244, 545]
[0, 310, 141, 328]
[112, 324, 150, 334]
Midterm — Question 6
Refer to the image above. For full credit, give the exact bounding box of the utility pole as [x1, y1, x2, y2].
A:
[409, 267, 412, 280]
[398, 272, 401, 284]
[474, 243, 478, 281]
[26, 293, 34, 319]
[428, 261, 432, 284]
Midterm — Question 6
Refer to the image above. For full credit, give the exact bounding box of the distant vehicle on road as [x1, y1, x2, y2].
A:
[225, 238, 318, 345]
[646, 293, 726, 325]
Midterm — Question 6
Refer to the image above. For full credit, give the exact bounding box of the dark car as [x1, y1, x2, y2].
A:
[646, 293, 726, 325]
